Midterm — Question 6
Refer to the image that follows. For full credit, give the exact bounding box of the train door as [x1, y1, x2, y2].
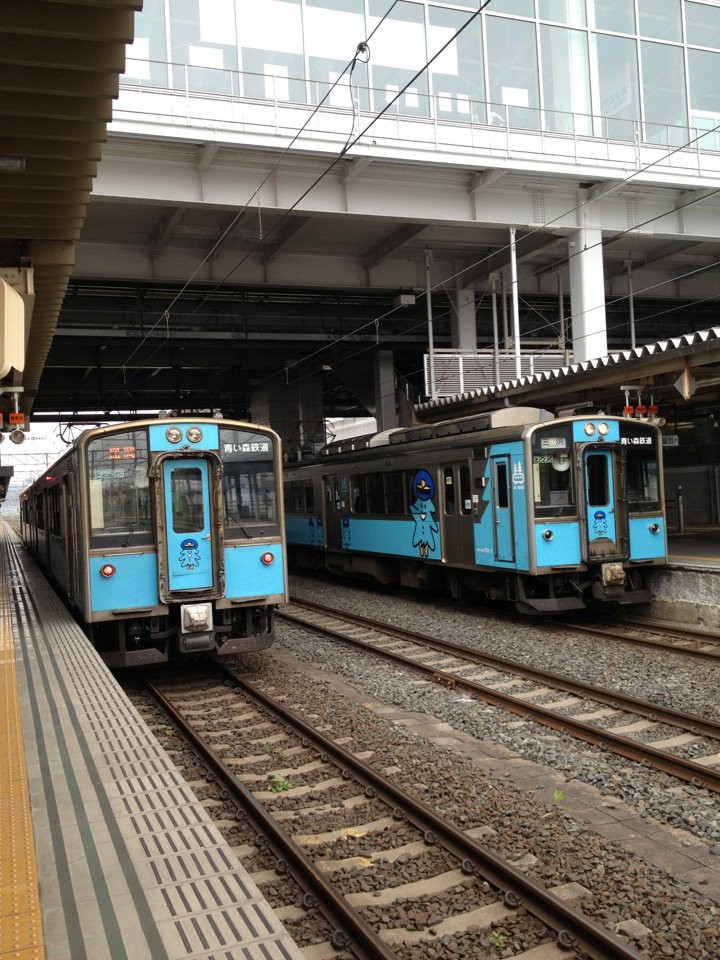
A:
[162, 459, 215, 591]
[582, 448, 625, 560]
[441, 463, 474, 563]
[322, 474, 343, 550]
[490, 455, 514, 563]
[64, 477, 80, 604]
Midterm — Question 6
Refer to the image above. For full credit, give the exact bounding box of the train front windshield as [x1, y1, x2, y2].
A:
[87, 429, 152, 545]
[619, 421, 661, 511]
[219, 428, 279, 534]
[531, 424, 575, 517]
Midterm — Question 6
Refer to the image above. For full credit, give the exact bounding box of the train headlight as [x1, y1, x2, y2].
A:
[542, 529, 554, 541]
[261, 552, 275, 565]
[100, 564, 116, 578]
[186, 427, 203, 443]
[649, 523, 660, 534]
[583, 423, 596, 436]
[166, 427, 182, 443]
[598, 422, 609, 436]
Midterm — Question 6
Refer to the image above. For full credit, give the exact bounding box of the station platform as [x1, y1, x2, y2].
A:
[0, 527, 303, 960]
[639, 527, 720, 632]
[667, 526, 720, 567]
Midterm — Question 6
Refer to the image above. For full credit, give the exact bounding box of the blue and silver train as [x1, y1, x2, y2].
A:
[21, 416, 287, 666]
[284, 407, 667, 613]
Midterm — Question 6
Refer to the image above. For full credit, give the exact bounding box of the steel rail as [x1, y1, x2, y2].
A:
[556, 617, 720, 662]
[281, 601, 720, 793]
[221, 668, 647, 960]
[145, 678, 397, 960]
[286, 598, 720, 740]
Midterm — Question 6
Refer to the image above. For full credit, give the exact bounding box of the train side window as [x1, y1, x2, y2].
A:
[495, 462, 509, 508]
[48, 486, 62, 535]
[171, 468, 204, 533]
[367, 474, 384, 514]
[35, 493, 45, 530]
[459, 464, 472, 515]
[285, 481, 305, 513]
[444, 467, 456, 515]
[385, 472, 405, 514]
[351, 476, 367, 513]
[586, 454, 609, 506]
[304, 480, 315, 512]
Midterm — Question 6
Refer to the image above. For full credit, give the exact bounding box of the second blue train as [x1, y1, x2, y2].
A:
[284, 407, 667, 613]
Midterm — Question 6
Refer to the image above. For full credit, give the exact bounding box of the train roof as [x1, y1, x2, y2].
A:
[321, 407, 554, 458]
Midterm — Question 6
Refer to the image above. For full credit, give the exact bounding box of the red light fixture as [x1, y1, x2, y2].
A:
[100, 564, 116, 578]
[260, 552, 274, 565]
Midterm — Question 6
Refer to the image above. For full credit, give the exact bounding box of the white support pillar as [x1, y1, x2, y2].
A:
[449, 288, 477, 352]
[567, 227, 607, 362]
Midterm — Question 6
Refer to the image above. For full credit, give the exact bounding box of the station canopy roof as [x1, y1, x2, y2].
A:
[0, 0, 142, 415]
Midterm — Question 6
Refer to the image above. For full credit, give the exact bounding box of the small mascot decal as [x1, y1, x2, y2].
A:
[179, 537, 202, 570]
[410, 469, 439, 558]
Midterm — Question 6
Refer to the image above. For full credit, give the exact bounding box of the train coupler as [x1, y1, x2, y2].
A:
[178, 602, 216, 652]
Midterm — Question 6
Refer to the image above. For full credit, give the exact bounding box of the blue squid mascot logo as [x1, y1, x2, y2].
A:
[410, 469, 438, 558]
[179, 537, 202, 570]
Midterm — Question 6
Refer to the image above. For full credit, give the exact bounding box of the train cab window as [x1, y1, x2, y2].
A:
[532, 425, 575, 517]
[620, 422, 660, 511]
[220, 428, 278, 532]
[87, 430, 152, 546]
[586, 454, 609, 506]
[443, 467, 456, 515]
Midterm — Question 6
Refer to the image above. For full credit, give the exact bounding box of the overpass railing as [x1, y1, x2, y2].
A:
[115, 60, 720, 179]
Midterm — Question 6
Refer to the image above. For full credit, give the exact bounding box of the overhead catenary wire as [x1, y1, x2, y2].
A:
[256, 117, 720, 387]
[110, 0, 404, 383]
[110, 0, 496, 389]
[103, 0, 720, 406]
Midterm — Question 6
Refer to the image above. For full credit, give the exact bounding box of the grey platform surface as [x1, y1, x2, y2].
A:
[7, 535, 303, 960]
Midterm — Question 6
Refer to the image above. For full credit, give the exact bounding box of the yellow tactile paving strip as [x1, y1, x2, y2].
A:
[0, 534, 44, 960]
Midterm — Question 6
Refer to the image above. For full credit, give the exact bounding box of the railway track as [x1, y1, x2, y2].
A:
[418, 591, 720, 663]
[280, 599, 720, 795]
[556, 616, 720, 662]
[144, 667, 648, 960]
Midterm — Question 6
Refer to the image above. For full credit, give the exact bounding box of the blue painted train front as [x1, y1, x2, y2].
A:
[21, 417, 287, 666]
[284, 408, 667, 613]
